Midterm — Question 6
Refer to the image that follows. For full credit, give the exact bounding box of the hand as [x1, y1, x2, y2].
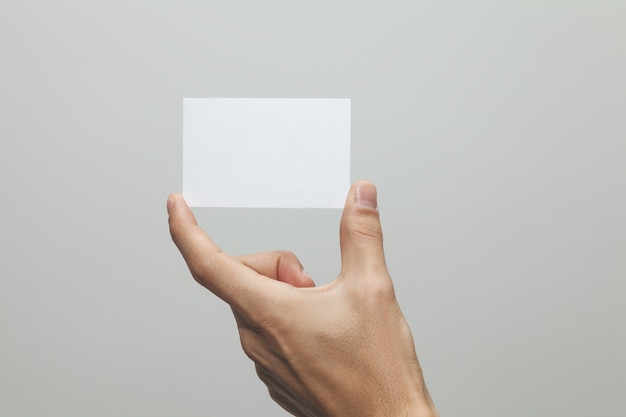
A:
[168, 181, 438, 417]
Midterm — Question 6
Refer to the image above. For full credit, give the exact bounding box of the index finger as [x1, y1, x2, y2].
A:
[167, 193, 278, 311]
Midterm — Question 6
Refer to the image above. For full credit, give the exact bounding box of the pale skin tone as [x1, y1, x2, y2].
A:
[168, 181, 439, 417]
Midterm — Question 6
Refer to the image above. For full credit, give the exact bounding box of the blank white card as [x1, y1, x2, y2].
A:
[183, 98, 351, 208]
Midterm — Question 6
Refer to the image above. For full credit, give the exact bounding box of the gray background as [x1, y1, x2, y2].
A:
[1, 1, 624, 416]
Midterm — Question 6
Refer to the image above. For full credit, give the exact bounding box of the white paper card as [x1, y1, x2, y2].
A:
[183, 98, 351, 208]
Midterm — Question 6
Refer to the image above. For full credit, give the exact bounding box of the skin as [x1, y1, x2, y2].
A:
[168, 181, 439, 417]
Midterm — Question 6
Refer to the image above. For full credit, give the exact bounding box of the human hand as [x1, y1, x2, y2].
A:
[168, 181, 438, 417]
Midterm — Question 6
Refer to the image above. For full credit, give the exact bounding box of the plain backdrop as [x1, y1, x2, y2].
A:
[1, 1, 624, 416]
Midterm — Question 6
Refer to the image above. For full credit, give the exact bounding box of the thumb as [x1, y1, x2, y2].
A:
[339, 181, 388, 278]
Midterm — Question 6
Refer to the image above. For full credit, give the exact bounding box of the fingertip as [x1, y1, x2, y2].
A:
[354, 181, 378, 210]
[167, 194, 199, 244]
[352, 179, 375, 188]
[167, 194, 176, 213]
[167, 192, 184, 203]
[167, 193, 190, 215]
[299, 269, 316, 288]
[279, 253, 316, 287]
[345, 180, 378, 211]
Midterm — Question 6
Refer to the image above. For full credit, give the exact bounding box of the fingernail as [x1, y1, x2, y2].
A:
[355, 183, 377, 209]
[167, 196, 175, 213]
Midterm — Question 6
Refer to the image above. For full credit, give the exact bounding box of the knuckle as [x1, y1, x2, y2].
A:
[187, 262, 210, 285]
[370, 277, 396, 301]
[250, 311, 283, 335]
[268, 389, 280, 401]
[185, 252, 224, 287]
[239, 330, 260, 361]
[348, 274, 396, 303]
[255, 364, 268, 381]
[345, 211, 383, 241]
